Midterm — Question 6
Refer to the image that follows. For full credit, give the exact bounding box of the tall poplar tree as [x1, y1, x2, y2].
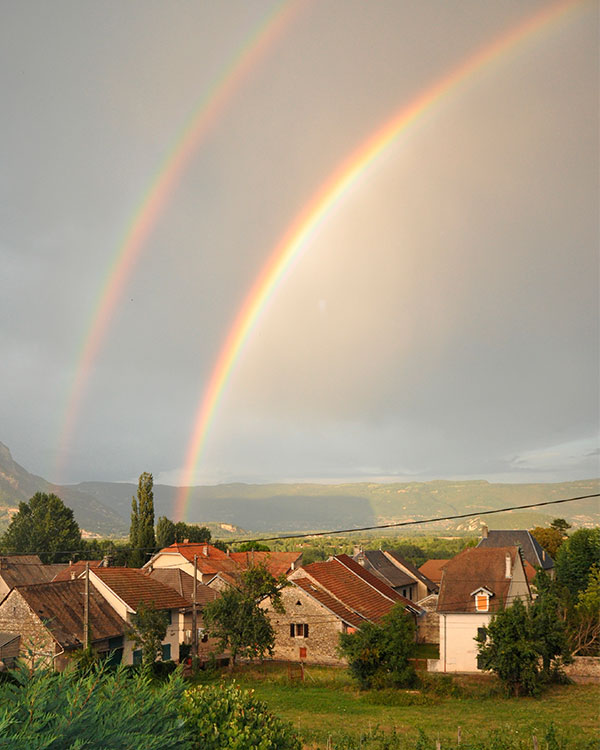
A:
[129, 472, 156, 567]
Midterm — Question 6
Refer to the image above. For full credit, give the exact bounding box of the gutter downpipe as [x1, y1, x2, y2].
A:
[443, 614, 447, 673]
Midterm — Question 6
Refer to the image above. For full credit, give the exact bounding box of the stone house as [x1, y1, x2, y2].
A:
[0, 579, 128, 670]
[261, 554, 422, 665]
[429, 546, 531, 673]
[0, 555, 67, 601]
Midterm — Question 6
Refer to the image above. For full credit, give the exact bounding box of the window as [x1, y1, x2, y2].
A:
[162, 643, 171, 661]
[477, 627, 487, 642]
[475, 594, 489, 612]
[133, 649, 142, 665]
[289, 623, 309, 638]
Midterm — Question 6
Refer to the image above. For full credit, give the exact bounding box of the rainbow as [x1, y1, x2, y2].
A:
[174, 0, 587, 520]
[54, 0, 306, 482]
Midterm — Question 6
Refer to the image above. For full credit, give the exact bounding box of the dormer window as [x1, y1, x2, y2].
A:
[471, 586, 494, 612]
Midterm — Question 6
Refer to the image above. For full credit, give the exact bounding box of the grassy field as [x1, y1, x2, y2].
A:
[191, 662, 599, 749]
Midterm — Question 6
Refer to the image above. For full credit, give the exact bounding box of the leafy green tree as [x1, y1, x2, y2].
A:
[570, 564, 600, 656]
[555, 528, 600, 598]
[156, 516, 176, 548]
[173, 521, 211, 544]
[338, 603, 417, 689]
[550, 518, 571, 535]
[183, 682, 301, 750]
[530, 526, 565, 559]
[476, 598, 540, 697]
[236, 541, 270, 552]
[530, 571, 572, 677]
[127, 600, 169, 672]
[0, 492, 81, 563]
[129, 472, 156, 567]
[0, 661, 189, 749]
[203, 563, 286, 665]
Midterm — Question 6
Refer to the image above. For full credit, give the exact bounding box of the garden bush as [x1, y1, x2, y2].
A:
[183, 680, 301, 750]
[0, 662, 188, 749]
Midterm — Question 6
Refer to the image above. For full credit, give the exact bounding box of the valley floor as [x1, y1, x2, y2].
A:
[191, 662, 599, 749]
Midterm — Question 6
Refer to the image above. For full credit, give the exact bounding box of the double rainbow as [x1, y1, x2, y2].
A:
[54, 0, 306, 482]
[173, 0, 586, 520]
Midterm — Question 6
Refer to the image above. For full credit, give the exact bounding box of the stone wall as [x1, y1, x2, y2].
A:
[0, 589, 56, 668]
[417, 595, 439, 644]
[261, 584, 347, 665]
[564, 656, 600, 684]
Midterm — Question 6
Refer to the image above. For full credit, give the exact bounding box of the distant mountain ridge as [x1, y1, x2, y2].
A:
[0, 441, 598, 537]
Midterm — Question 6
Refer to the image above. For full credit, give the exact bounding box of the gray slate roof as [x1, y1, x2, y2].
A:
[360, 550, 416, 588]
[477, 530, 554, 570]
[384, 551, 439, 593]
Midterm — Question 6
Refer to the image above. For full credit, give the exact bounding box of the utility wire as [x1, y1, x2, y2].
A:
[1, 492, 597, 558]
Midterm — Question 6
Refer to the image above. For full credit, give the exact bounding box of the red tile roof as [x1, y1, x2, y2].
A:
[301, 556, 413, 624]
[229, 551, 301, 577]
[418, 559, 450, 585]
[16, 579, 127, 649]
[437, 547, 527, 613]
[0, 558, 67, 590]
[146, 568, 217, 606]
[91, 568, 191, 611]
[292, 576, 365, 628]
[53, 561, 103, 582]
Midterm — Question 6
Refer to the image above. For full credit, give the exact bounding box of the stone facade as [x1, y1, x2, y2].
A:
[416, 594, 439, 644]
[0, 589, 56, 668]
[261, 584, 348, 665]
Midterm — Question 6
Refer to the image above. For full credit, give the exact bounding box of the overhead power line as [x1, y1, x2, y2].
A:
[220, 492, 599, 546]
[2, 491, 597, 558]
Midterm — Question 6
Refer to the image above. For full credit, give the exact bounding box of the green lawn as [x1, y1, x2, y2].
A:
[190, 662, 599, 749]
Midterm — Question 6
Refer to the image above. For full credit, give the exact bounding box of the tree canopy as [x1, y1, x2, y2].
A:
[555, 528, 600, 598]
[338, 603, 417, 689]
[203, 563, 286, 665]
[0, 492, 81, 563]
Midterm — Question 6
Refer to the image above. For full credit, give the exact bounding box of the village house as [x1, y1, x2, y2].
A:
[0, 579, 128, 670]
[429, 545, 531, 673]
[261, 554, 422, 665]
[477, 526, 554, 579]
[418, 559, 449, 586]
[144, 566, 223, 661]
[0, 555, 67, 601]
[353, 549, 438, 601]
[88, 567, 191, 664]
[144, 542, 302, 586]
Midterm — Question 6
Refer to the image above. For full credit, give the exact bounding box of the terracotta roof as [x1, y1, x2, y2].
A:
[16, 579, 127, 648]
[146, 568, 217, 606]
[229, 551, 301, 577]
[477, 530, 554, 570]
[356, 550, 416, 588]
[91, 568, 191, 611]
[418, 559, 450, 585]
[301, 555, 414, 624]
[292, 576, 365, 628]
[52, 561, 103, 582]
[437, 546, 524, 613]
[163, 543, 230, 561]
[383, 551, 438, 593]
[0, 558, 67, 590]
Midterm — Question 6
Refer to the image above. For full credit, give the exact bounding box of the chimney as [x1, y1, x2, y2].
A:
[183, 538, 189, 544]
[481, 525, 488, 539]
[203, 545, 208, 556]
[226, 549, 230, 557]
[505, 552, 512, 579]
[291, 561, 295, 571]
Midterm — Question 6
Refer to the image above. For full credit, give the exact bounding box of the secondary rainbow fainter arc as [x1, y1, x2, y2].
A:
[53, 0, 307, 484]
[173, 0, 587, 522]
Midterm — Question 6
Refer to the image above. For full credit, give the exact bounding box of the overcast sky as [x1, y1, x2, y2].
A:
[1, 0, 598, 488]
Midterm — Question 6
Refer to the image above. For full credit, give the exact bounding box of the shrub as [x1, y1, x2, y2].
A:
[339, 603, 417, 689]
[0, 662, 188, 749]
[182, 681, 301, 750]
